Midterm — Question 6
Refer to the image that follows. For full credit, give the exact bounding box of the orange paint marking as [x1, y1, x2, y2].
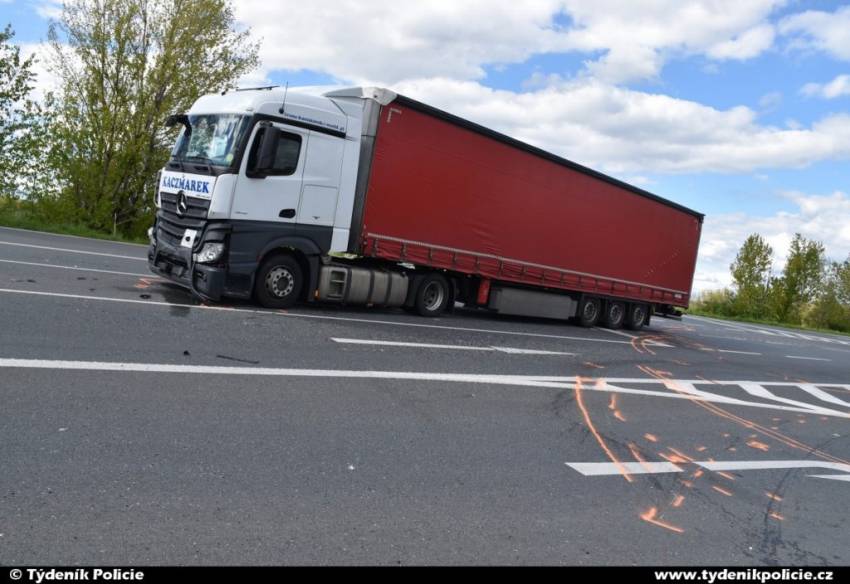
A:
[766, 492, 783, 502]
[637, 368, 850, 468]
[728, 447, 737, 452]
[630, 337, 646, 355]
[692, 469, 704, 479]
[680, 480, 693, 488]
[660, 452, 689, 464]
[668, 447, 695, 462]
[644, 433, 658, 443]
[608, 395, 618, 411]
[574, 377, 633, 483]
[640, 507, 684, 534]
[628, 443, 655, 474]
[712, 485, 734, 497]
[769, 512, 785, 521]
[614, 410, 627, 422]
[672, 494, 685, 508]
[696, 446, 707, 452]
[747, 439, 770, 452]
[584, 362, 605, 369]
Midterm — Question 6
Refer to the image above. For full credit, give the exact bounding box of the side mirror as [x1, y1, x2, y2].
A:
[166, 114, 189, 128]
[250, 127, 281, 177]
[256, 127, 281, 173]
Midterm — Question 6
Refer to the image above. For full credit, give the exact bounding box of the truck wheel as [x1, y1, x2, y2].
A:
[414, 273, 450, 317]
[255, 253, 303, 309]
[625, 303, 648, 330]
[576, 296, 601, 327]
[602, 301, 626, 329]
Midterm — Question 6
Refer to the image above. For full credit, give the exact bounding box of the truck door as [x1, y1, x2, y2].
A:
[232, 122, 308, 224]
[298, 129, 344, 230]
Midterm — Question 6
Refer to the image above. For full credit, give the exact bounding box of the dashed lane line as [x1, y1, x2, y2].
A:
[0, 258, 155, 278]
[0, 241, 146, 261]
[0, 226, 147, 247]
[0, 287, 666, 347]
[331, 338, 576, 356]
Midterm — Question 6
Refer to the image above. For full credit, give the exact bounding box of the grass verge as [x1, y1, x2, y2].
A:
[0, 202, 148, 245]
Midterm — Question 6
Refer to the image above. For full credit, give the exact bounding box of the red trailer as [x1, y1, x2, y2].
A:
[346, 93, 703, 328]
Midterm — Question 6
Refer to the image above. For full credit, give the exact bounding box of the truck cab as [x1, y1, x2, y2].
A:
[147, 87, 387, 306]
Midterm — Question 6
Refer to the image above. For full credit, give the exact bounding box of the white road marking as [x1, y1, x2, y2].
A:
[0, 226, 147, 247]
[0, 241, 145, 261]
[0, 356, 848, 417]
[0, 287, 657, 347]
[594, 327, 637, 339]
[593, 326, 673, 347]
[566, 462, 682, 475]
[692, 316, 850, 346]
[718, 349, 762, 355]
[0, 258, 154, 278]
[567, 459, 850, 482]
[331, 338, 576, 356]
[786, 356, 831, 362]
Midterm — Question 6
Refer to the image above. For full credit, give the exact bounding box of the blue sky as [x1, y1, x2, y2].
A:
[4, 0, 850, 290]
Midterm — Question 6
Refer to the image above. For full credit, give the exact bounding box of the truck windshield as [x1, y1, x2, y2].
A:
[170, 114, 250, 168]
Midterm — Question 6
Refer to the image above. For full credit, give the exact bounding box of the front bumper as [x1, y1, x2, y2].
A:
[148, 233, 226, 302]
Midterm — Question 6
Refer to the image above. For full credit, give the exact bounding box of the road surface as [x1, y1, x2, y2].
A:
[0, 226, 848, 565]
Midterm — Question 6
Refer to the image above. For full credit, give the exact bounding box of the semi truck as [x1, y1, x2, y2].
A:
[147, 86, 703, 329]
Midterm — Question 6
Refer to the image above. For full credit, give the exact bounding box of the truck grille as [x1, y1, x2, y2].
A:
[156, 192, 210, 248]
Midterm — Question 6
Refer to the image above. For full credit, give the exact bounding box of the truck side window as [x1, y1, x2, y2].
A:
[248, 127, 302, 176]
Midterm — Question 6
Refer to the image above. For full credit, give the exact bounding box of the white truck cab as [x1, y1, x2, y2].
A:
[147, 86, 394, 305]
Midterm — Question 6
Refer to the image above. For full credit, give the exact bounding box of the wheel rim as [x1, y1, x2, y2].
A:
[610, 304, 624, 323]
[266, 266, 295, 299]
[633, 306, 645, 325]
[583, 300, 598, 321]
[422, 281, 445, 311]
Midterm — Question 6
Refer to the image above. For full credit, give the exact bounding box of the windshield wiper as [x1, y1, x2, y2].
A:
[184, 155, 217, 172]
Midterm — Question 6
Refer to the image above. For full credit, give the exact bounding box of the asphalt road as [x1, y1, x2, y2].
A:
[1, 225, 849, 566]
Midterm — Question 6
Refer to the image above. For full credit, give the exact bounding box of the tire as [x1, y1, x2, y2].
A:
[625, 303, 648, 330]
[413, 273, 450, 317]
[254, 253, 303, 309]
[576, 296, 601, 327]
[602, 300, 626, 329]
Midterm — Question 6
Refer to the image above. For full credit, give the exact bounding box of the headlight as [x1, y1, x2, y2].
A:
[193, 242, 224, 264]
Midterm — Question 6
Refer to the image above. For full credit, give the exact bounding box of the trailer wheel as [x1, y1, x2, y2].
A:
[625, 303, 648, 330]
[576, 296, 601, 327]
[414, 273, 450, 317]
[255, 253, 303, 309]
[602, 301, 626, 329]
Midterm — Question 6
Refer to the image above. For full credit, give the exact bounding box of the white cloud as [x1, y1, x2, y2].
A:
[801, 74, 850, 99]
[17, 43, 60, 102]
[780, 5, 850, 61]
[233, 0, 784, 85]
[385, 77, 850, 174]
[34, 0, 62, 19]
[694, 191, 850, 292]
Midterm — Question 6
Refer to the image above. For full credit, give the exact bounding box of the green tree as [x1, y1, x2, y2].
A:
[774, 233, 825, 324]
[48, 0, 259, 236]
[729, 233, 773, 318]
[0, 25, 46, 199]
[802, 262, 850, 332]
